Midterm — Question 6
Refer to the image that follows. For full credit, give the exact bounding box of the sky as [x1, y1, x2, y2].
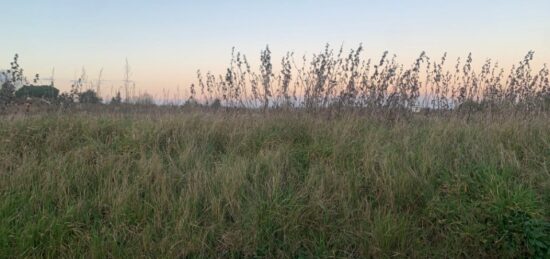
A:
[1, 0, 549, 100]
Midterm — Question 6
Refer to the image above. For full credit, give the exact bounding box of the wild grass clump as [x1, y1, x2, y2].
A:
[0, 112, 549, 257]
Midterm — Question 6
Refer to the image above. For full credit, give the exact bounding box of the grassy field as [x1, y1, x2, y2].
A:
[0, 111, 549, 258]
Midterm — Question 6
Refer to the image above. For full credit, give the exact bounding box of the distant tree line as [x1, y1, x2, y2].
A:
[0, 54, 141, 111]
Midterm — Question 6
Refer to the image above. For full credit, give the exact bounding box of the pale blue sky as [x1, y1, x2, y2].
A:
[1, 0, 549, 98]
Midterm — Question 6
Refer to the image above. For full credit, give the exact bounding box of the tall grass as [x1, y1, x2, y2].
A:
[194, 45, 550, 113]
[0, 112, 549, 257]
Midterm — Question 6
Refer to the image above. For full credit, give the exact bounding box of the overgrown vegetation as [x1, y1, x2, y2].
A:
[0, 47, 549, 257]
[2, 46, 549, 114]
[0, 112, 549, 258]
[194, 45, 550, 113]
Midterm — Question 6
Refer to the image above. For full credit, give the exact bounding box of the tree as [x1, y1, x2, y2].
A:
[210, 98, 221, 109]
[1, 54, 25, 107]
[0, 82, 15, 106]
[15, 85, 59, 99]
[78, 90, 102, 104]
[110, 91, 122, 104]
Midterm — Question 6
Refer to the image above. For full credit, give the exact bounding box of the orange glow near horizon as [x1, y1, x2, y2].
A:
[1, 1, 548, 100]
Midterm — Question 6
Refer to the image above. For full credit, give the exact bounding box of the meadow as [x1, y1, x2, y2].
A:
[1, 46, 550, 258]
[0, 110, 549, 258]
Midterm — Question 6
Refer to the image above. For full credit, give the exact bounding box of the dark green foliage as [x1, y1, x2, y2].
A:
[15, 85, 59, 99]
[78, 90, 102, 104]
[210, 98, 221, 109]
[110, 92, 122, 105]
[0, 82, 15, 106]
